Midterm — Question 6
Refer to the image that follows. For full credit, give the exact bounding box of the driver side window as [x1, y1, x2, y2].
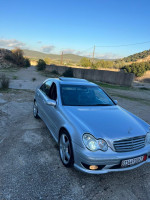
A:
[40, 80, 52, 97]
[49, 82, 57, 101]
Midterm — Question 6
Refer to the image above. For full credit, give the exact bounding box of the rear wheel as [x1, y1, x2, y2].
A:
[33, 101, 39, 119]
[59, 131, 74, 167]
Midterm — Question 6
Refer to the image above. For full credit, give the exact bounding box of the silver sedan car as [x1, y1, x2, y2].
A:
[33, 77, 150, 174]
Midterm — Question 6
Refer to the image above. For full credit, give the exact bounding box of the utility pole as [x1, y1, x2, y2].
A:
[61, 51, 63, 65]
[92, 45, 95, 66]
[92, 45, 95, 60]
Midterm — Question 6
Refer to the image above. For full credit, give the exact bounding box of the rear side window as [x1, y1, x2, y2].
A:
[40, 80, 52, 97]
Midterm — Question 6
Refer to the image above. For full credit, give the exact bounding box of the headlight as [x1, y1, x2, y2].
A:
[146, 132, 150, 144]
[83, 134, 108, 152]
[98, 139, 108, 151]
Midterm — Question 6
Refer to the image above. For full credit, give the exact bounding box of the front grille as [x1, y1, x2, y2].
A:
[114, 136, 146, 152]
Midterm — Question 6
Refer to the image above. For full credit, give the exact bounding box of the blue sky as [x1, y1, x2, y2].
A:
[0, 0, 150, 59]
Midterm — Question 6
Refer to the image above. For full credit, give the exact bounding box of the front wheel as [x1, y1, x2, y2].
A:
[33, 101, 39, 119]
[59, 131, 74, 167]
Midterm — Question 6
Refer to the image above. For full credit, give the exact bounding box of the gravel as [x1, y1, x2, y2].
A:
[0, 89, 150, 200]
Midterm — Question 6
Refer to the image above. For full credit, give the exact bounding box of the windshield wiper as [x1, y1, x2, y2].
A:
[63, 104, 113, 106]
[93, 104, 112, 106]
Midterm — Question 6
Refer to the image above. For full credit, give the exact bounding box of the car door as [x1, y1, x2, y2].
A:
[36, 80, 53, 123]
[45, 82, 60, 139]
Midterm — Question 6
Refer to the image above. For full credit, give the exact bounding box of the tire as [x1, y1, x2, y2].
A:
[59, 131, 74, 167]
[33, 101, 39, 119]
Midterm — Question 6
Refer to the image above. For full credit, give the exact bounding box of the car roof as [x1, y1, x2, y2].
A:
[45, 77, 97, 86]
[59, 77, 88, 82]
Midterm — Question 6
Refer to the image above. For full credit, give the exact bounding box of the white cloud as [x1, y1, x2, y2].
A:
[41, 45, 55, 53]
[78, 51, 92, 58]
[62, 49, 92, 57]
[95, 53, 122, 59]
[0, 39, 26, 49]
[63, 49, 75, 54]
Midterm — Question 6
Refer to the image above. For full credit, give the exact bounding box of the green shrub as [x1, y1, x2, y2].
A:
[122, 62, 150, 77]
[36, 59, 46, 71]
[24, 58, 30, 68]
[44, 57, 52, 65]
[4, 54, 16, 64]
[95, 60, 113, 68]
[12, 48, 25, 67]
[62, 68, 74, 77]
[145, 63, 150, 71]
[0, 74, 10, 90]
[80, 57, 91, 67]
[51, 70, 59, 75]
[91, 63, 98, 69]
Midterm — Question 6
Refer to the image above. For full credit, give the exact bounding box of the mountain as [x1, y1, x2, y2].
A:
[24, 49, 150, 64]
[23, 49, 86, 63]
[23, 49, 113, 63]
[122, 49, 150, 62]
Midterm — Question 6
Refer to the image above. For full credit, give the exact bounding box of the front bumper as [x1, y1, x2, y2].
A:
[72, 142, 150, 174]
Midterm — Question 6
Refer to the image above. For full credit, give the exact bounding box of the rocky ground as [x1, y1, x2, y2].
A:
[0, 66, 150, 200]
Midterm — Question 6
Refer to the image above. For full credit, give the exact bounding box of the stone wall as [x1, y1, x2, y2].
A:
[46, 65, 134, 86]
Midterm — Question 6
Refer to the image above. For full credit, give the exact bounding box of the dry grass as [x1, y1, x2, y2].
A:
[0, 74, 10, 89]
[135, 70, 150, 82]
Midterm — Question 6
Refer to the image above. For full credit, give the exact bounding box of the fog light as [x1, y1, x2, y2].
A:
[89, 165, 98, 170]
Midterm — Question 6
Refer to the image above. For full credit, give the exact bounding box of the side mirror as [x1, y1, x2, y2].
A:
[114, 100, 118, 105]
[46, 99, 56, 106]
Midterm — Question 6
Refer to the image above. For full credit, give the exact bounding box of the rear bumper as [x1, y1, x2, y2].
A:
[72, 142, 150, 174]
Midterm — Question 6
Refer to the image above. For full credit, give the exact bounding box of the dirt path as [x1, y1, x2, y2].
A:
[9, 66, 46, 90]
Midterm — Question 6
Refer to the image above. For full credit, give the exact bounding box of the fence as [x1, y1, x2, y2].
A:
[46, 65, 134, 86]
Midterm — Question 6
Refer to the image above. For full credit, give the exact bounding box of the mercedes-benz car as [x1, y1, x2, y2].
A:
[33, 77, 150, 174]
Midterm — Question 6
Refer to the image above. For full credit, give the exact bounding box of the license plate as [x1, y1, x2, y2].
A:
[121, 155, 146, 168]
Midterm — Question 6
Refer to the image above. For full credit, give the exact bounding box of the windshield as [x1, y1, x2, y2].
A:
[60, 85, 115, 106]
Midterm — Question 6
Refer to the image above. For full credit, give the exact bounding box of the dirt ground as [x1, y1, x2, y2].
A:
[0, 67, 150, 200]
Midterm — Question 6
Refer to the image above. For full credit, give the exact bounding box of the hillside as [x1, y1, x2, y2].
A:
[122, 49, 150, 62]
[24, 49, 150, 64]
[0, 48, 17, 68]
[0, 48, 30, 69]
[23, 49, 85, 63]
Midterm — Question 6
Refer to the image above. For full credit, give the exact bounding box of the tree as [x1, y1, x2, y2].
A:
[6, 48, 31, 68]
[12, 48, 25, 66]
[44, 57, 52, 65]
[24, 58, 30, 67]
[122, 62, 150, 77]
[91, 63, 97, 69]
[80, 57, 91, 67]
[36, 59, 46, 71]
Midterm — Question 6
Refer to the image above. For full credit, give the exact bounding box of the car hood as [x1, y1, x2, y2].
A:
[63, 105, 148, 140]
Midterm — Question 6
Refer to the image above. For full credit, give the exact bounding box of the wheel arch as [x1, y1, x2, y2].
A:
[59, 127, 70, 140]
[58, 124, 84, 148]
[58, 126, 74, 166]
